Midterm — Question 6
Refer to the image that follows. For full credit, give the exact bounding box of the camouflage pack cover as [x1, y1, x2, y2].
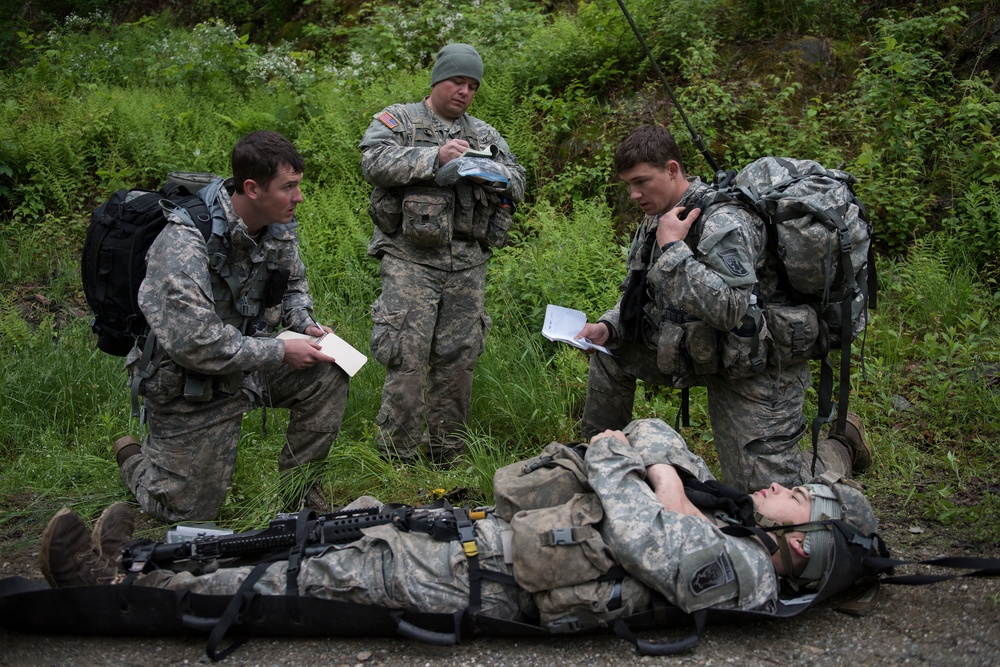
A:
[725, 156, 872, 344]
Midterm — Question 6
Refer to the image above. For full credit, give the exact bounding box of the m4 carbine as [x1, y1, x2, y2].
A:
[122, 505, 445, 573]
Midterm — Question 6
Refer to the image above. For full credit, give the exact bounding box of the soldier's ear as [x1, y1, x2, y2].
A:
[788, 534, 809, 560]
[242, 178, 260, 200]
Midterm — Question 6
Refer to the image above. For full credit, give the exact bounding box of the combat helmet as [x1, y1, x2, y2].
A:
[752, 469, 883, 600]
[798, 470, 879, 582]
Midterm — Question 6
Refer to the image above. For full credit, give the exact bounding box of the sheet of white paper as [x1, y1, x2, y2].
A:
[277, 330, 368, 377]
[541, 304, 610, 355]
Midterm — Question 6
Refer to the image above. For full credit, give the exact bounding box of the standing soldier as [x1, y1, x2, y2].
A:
[359, 43, 526, 466]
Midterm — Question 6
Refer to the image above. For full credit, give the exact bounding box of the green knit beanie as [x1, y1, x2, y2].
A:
[431, 43, 483, 86]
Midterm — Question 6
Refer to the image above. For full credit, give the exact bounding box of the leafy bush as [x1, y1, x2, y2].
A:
[849, 7, 1000, 256]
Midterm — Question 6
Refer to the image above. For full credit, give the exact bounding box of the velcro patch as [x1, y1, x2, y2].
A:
[690, 550, 736, 597]
[719, 248, 749, 277]
[375, 110, 400, 129]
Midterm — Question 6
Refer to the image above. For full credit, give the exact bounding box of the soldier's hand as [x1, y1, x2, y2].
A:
[438, 139, 470, 166]
[304, 323, 333, 337]
[575, 322, 610, 347]
[590, 429, 629, 446]
[282, 338, 335, 370]
[656, 205, 700, 247]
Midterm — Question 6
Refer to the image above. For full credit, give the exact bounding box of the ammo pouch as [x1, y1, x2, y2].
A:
[493, 441, 590, 522]
[765, 304, 825, 363]
[655, 321, 691, 378]
[182, 370, 243, 403]
[655, 320, 721, 378]
[684, 320, 720, 375]
[720, 319, 770, 380]
[454, 183, 487, 242]
[402, 187, 454, 247]
[454, 184, 512, 249]
[509, 493, 616, 593]
[369, 187, 402, 235]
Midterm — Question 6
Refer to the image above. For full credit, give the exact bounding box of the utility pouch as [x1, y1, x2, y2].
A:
[535, 577, 652, 632]
[766, 304, 822, 362]
[493, 441, 589, 522]
[720, 319, 770, 380]
[453, 184, 475, 238]
[486, 200, 514, 249]
[510, 493, 616, 593]
[401, 187, 454, 247]
[656, 320, 690, 377]
[683, 320, 719, 375]
[369, 187, 402, 235]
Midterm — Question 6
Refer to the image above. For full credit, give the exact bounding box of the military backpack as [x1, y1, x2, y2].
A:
[703, 157, 878, 447]
[81, 172, 225, 356]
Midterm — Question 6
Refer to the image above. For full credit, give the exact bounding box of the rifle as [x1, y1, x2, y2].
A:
[122, 505, 446, 573]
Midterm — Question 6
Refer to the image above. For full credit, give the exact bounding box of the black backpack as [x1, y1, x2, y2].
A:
[81, 176, 218, 356]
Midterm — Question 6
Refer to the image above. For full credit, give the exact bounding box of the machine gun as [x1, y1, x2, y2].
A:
[121, 505, 448, 573]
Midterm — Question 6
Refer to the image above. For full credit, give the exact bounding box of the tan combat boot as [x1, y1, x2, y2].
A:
[39, 508, 125, 588]
[830, 412, 873, 473]
[113, 435, 141, 468]
[91, 502, 136, 561]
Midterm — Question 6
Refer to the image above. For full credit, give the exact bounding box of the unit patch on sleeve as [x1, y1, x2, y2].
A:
[690, 550, 736, 596]
[718, 248, 749, 278]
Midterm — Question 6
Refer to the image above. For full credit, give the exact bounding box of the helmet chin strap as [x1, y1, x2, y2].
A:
[754, 511, 802, 580]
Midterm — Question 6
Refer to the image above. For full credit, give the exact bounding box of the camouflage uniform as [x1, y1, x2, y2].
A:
[120, 185, 350, 522]
[581, 179, 850, 491]
[360, 100, 525, 461]
[133, 419, 777, 620]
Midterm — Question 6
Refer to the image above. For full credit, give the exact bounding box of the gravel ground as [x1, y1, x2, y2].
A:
[2, 523, 998, 667]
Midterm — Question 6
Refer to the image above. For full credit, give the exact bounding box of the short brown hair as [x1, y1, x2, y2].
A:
[231, 130, 305, 194]
[613, 125, 686, 175]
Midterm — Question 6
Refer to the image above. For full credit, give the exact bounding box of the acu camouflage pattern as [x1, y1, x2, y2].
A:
[133, 419, 781, 632]
[582, 178, 854, 491]
[138, 507, 530, 621]
[368, 255, 490, 460]
[359, 99, 525, 460]
[120, 185, 350, 522]
[585, 423, 778, 613]
[728, 157, 871, 343]
[359, 100, 526, 271]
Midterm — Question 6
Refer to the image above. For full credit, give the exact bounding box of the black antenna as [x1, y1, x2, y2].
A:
[614, 0, 723, 176]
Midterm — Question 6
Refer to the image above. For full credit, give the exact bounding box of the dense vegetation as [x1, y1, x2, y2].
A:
[0, 0, 997, 546]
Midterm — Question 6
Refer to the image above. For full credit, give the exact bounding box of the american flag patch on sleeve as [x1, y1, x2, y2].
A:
[375, 111, 400, 129]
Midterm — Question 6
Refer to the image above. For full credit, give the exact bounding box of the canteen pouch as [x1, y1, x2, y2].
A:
[369, 187, 402, 235]
[486, 201, 514, 249]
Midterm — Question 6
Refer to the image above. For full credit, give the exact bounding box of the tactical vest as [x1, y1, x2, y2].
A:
[368, 103, 505, 249]
[129, 179, 280, 416]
